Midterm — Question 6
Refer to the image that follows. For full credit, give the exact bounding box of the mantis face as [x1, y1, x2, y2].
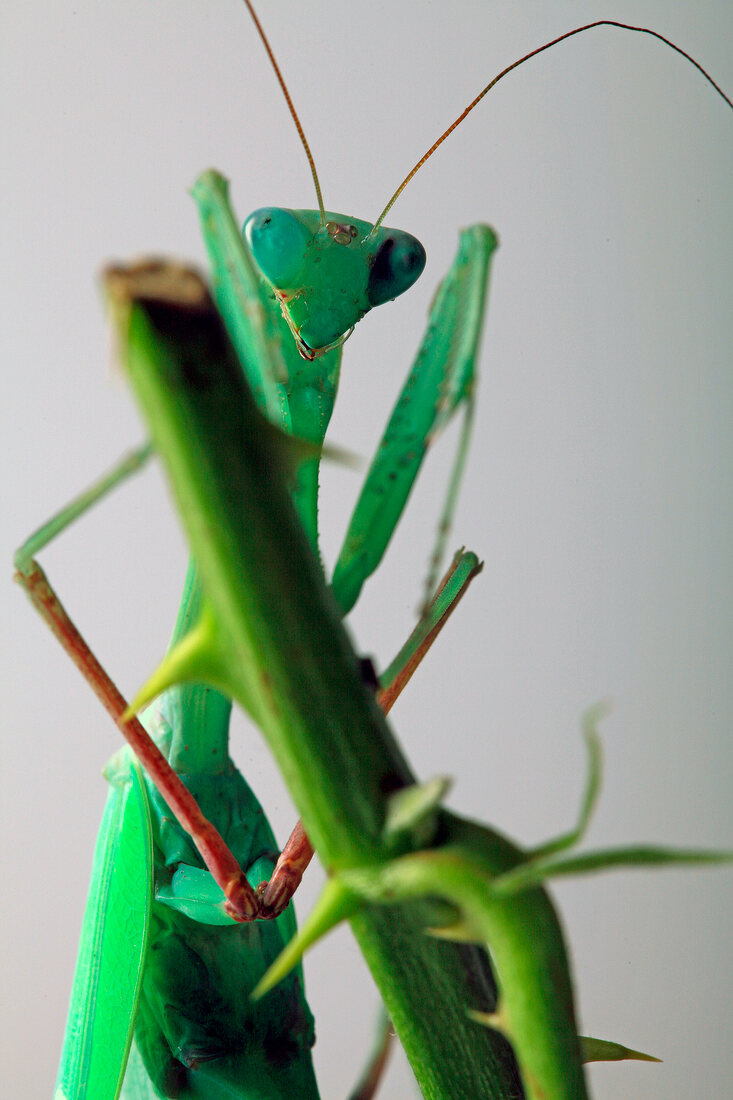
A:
[243, 207, 426, 357]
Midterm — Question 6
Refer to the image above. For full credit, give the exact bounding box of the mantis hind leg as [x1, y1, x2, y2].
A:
[14, 457, 261, 921]
[14, 442, 153, 573]
[16, 560, 260, 921]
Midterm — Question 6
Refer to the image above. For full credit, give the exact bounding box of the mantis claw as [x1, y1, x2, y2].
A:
[223, 870, 260, 922]
[382, 775, 452, 847]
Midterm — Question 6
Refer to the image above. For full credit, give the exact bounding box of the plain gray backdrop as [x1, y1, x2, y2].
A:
[3, 2, 732, 1097]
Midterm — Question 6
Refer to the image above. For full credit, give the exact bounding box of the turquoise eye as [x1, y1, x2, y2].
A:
[366, 231, 426, 308]
[243, 208, 310, 287]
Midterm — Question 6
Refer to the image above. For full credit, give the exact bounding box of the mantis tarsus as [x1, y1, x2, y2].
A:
[7, 2, 730, 1100]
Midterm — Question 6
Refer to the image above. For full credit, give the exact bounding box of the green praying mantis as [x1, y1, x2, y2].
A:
[7, 0, 730, 1095]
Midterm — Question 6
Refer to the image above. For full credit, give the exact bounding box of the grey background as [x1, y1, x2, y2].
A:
[2, 2, 731, 1097]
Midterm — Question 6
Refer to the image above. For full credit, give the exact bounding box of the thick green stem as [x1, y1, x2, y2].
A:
[107, 260, 524, 1099]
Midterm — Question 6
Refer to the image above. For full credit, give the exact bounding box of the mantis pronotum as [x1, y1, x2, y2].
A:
[6, 2, 733, 1097]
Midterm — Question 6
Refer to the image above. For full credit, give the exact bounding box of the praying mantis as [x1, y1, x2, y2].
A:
[5, 1, 733, 1097]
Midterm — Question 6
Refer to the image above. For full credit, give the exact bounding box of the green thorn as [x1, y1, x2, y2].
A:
[383, 775, 452, 845]
[425, 917, 483, 945]
[466, 1007, 506, 1034]
[258, 407, 360, 477]
[321, 440, 362, 471]
[122, 604, 225, 719]
[580, 1035, 661, 1064]
[251, 877, 359, 1001]
[468, 1016, 660, 1063]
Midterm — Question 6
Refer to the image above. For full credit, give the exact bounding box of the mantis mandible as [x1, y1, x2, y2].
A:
[7, 0, 730, 1095]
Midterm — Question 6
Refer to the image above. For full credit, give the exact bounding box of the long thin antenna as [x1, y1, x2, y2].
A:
[373, 20, 732, 231]
[242, 0, 326, 224]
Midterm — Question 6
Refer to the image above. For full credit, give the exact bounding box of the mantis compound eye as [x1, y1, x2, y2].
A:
[244, 207, 310, 286]
[366, 230, 426, 308]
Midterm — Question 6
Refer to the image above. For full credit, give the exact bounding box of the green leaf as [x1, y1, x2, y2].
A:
[55, 760, 152, 1100]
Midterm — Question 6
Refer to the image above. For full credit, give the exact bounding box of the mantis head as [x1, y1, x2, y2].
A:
[243, 207, 426, 358]
[241, 1, 732, 363]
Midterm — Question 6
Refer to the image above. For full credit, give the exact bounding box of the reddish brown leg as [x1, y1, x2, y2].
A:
[347, 1009, 393, 1100]
[257, 552, 481, 917]
[15, 560, 259, 922]
[376, 550, 480, 715]
[257, 819, 313, 919]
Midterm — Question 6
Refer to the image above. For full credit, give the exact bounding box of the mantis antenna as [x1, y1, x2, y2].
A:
[372, 20, 733, 232]
[242, 0, 327, 225]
